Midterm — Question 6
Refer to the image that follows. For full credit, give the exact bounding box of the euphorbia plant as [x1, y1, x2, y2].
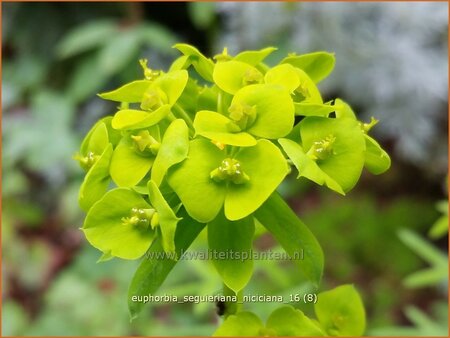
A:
[75, 43, 390, 336]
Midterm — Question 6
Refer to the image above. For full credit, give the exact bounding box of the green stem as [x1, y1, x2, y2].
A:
[222, 283, 243, 318]
[173, 104, 195, 136]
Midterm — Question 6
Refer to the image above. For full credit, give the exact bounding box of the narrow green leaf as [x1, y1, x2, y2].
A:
[151, 119, 189, 186]
[98, 80, 151, 103]
[128, 209, 206, 320]
[254, 192, 323, 287]
[208, 212, 255, 293]
[98, 29, 141, 75]
[56, 20, 116, 59]
[266, 306, 326, 336]
[281, 51, 335, 83]
[213, 312, 264, 336]
[314, 284, 366, 336]
[148, 180, 181, 254]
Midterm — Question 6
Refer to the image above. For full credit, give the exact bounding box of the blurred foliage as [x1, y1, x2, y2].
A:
[2, 2, 448, 336]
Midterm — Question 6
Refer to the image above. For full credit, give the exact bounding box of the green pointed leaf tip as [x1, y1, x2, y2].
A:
[208, 212, 255, 292]
[167, 139, 289, 222]
[82, 188, 155, 260]
[315, 284, 366, 336]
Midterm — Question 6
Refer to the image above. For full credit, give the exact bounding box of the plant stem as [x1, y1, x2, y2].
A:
[173, 104, 195, 136]
[222, 283, 243, 318]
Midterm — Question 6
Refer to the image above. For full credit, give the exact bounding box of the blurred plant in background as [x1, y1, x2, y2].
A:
[2, 2, 448, 336]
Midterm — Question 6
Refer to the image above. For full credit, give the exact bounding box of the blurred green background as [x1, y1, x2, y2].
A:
[2, 2, 448, 336]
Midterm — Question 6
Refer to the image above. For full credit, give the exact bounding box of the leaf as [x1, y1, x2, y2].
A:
[294, 68, 323, 104]
[98, 29, 141, 75]
[151, 119, 189, 186]
[79, 144, 113, 211]
[67, 54, 108, 103]
[398, 228, 447, 267]
[136, 23, 177, 51]
[266, 306, 326, 336]
[234, 47, 277, 66]
[254, 192, 323, 287]
[110, 137, 154, 187]
[279, 138, 344, 195]
[128, 208, 206, 320]
[82, 188, 155, 260]
[213, 61, 263, 94]
[56, 20, 116, 59]
[167, 139, 227, 223]
[98, 80, 152, 103]
[314, 284, 366, 336]
[334, 98, 356, 119]
[193, 110, 257, 147]
[364, 135, 391, 175]
[154, 70, 189, 105]
[225, 139, 289, 220]
[188, 2, 216, 29]
[173, 43, 214, 81]
[231, 84, 295, 139]
[294, 102, 336, 117]
[264, 64, 300, 93]
[148, 180, 181, 254]
[281, 51, 335, 83]
[111, 105, 170, 130]
[208, 212, 255, 292]
[80, 121, 109, 156]
[299, 117, 366, 192]
[213, 312, 264, 336]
